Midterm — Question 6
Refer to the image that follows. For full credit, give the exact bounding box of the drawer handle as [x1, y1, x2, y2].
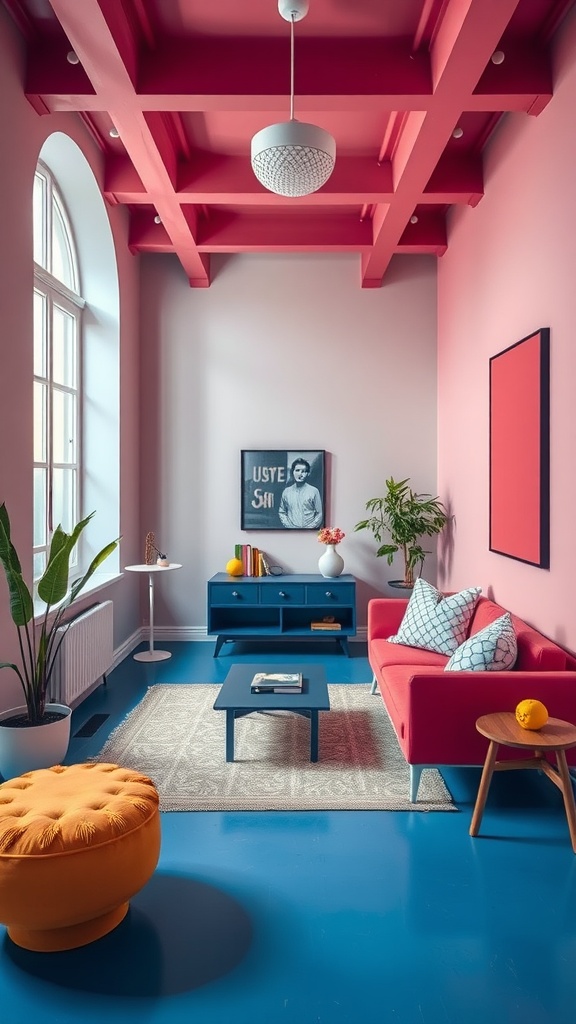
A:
[278, 591, 286, 598]
[325, 591, 333, 598]
[232, 591, 239, 598]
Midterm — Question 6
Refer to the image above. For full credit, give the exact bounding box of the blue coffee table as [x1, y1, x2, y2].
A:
[213, 663, 330, 763]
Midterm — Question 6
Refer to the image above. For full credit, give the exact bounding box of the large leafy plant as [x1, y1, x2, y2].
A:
[354, 477, 451, 587]
[0, 503, 119, 724]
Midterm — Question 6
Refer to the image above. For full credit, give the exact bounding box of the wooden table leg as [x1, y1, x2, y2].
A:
[555, 750, 576, 853]
[470, 740, 499, 837]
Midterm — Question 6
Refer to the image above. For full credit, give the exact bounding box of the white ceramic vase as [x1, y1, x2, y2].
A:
[318, 544, 344, 578]
[0, 704, 72, 781]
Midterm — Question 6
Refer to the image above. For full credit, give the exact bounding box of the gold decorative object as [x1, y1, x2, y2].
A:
[145, 532, 155, 565]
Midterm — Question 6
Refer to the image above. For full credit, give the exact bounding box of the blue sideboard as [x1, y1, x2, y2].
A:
[207, 573, 356, 656]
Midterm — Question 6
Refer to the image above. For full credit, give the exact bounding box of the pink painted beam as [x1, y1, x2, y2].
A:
[194, 212, 373, 253]
[42, 0, 209, 287]
[361, 0, 536, 287]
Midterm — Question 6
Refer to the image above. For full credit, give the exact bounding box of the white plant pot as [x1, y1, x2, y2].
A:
[0, 704, 72, 781]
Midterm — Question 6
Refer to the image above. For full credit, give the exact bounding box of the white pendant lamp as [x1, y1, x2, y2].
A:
[251, 0, 336, 197]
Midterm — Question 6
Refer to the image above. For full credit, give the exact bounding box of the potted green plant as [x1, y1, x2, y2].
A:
[0, 503, 119, 777]
[354, 477, 451, 588]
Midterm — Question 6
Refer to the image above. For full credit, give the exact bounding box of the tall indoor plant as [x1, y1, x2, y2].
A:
[0, 502, 118, 739]
[354, 477, 451, 587]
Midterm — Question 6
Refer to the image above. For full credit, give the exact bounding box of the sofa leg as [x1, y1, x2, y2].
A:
[370, 673, 378, 695]
[409, 766, 424, 802]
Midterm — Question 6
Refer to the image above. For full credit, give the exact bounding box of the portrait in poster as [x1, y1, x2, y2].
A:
[241, 450, 326, 530]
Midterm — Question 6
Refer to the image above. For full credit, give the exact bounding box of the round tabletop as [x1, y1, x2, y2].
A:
[125, 563, 182, 573]
[476, 711, 576, 751]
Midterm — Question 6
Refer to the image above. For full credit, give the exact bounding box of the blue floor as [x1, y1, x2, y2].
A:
[2, 640, 576, 1024]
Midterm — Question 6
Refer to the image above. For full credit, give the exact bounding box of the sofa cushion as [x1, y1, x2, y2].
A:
[387, 578, 482, 656]
[445, 613, 517, 671]
[469, 598, 567, 671]
[370, 638, 449, 673]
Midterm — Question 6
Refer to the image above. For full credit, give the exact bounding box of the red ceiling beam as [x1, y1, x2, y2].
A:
[361, 0, 532, 287]
[25, 36, 551, 116]
[42, 0, 210, 287]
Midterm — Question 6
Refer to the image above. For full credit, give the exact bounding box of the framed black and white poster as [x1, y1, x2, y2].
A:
[241, 450, 326, 530]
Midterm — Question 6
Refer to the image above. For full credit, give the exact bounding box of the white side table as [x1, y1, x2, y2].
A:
[125, 563, 182, 662]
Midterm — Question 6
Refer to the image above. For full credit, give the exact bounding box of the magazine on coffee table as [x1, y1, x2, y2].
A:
[251, 672, 303, 693]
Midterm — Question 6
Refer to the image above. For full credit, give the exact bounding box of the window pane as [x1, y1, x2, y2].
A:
[52, 305, 76, 388]
[52, 468, 76, 535]
[33, 290, 46, 377]
[52, 390, 76, 463]
[52, 196, 75, 290]
[33, 551, 46, 581]
[33, 469, 47, 547]
[33, 172, 46, 268]
[33, 381, 47, 462]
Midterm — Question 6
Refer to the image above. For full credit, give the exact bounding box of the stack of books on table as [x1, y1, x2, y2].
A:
[250, 672, 303, 694]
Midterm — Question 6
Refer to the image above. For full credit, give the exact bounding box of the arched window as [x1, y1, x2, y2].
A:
[33, 163, 85, 580]
[33, 134, 120, 588]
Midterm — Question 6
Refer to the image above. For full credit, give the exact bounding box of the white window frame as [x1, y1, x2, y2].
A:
[33, 164, 86, 583]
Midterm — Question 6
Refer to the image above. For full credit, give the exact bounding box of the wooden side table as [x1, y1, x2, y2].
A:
[470, 712, 576, 852]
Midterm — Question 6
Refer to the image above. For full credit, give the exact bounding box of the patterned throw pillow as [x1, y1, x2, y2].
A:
[388, 578, 482, 656]
[445, 612, 517, 671]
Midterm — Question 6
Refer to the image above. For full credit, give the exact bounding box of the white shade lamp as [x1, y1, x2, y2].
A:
[251, 0, 336, 198]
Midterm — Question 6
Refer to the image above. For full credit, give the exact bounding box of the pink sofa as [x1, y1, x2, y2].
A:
[368, 595, 576, 801]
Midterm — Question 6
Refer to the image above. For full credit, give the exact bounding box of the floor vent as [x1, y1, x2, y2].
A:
[74, 713, 110, 739]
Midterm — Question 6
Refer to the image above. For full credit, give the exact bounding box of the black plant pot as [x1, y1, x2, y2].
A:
[388, 580, 414, 591]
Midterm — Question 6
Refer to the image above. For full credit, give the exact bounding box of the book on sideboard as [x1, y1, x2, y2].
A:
[251, 672, 303, 693]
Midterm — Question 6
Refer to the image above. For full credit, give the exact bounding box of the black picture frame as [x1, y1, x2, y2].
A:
[241, 450, 326, 530]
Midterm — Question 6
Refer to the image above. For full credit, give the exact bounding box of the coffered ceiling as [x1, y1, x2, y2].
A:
[3, 0, 575, 287]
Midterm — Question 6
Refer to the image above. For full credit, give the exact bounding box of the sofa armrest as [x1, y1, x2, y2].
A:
[367, 598, 409, 641]
[404, 670, 576, 763]
[373, 669, 576, 766]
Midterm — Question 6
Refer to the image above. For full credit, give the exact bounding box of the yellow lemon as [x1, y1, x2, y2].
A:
[515, 698, 549, 730]
[225, 557, 243, 577]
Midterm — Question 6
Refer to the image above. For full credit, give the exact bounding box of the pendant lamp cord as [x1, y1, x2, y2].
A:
[290, 14, 295, 121]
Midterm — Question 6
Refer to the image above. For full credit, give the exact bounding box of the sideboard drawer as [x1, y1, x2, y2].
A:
[260, 584, 305, 605]
[210, 584, 256, 605]
[306, 583, 355, 605]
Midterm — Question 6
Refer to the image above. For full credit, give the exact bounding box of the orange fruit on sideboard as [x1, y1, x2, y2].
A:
[515, 699, 549, 730]
[225, 557, 244, 577]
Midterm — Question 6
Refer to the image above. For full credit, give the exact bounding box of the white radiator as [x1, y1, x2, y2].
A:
[50, 600, 114, 707]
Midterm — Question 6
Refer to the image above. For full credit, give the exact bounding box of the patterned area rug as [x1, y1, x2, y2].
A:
[95, 684, 457, 812]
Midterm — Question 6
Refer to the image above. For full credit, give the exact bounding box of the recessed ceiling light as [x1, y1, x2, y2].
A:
[452, 126, 464, 139]
[66, 51, 79, 65]
[109, 127, 120, 139]
[491, 50, 505, 65]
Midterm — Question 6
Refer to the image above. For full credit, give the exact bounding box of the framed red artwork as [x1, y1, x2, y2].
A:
[489, 328, 550, 567]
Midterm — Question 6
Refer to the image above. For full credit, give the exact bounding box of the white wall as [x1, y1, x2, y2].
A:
[139, 251, 438, 631]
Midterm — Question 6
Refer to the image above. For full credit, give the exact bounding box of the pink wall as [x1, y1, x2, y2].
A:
[0, 9, 141, 709]
[437, 10, 576, 653]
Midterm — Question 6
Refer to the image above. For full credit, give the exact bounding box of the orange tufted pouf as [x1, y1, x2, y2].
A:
[0, 762, 161, 952]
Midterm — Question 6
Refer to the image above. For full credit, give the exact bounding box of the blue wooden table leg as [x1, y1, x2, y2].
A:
[310, 709, 319, 762]
[225, 709, 235, 762]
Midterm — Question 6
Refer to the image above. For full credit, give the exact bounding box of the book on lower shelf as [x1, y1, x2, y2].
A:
[251, 672, 303, 693]
[310, 620, 342, 630]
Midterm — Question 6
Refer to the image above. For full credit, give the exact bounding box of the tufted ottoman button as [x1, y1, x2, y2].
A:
[0, 762, 160, 951]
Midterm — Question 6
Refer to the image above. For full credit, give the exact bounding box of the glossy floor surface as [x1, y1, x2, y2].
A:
[2, 640, 576, 1024]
